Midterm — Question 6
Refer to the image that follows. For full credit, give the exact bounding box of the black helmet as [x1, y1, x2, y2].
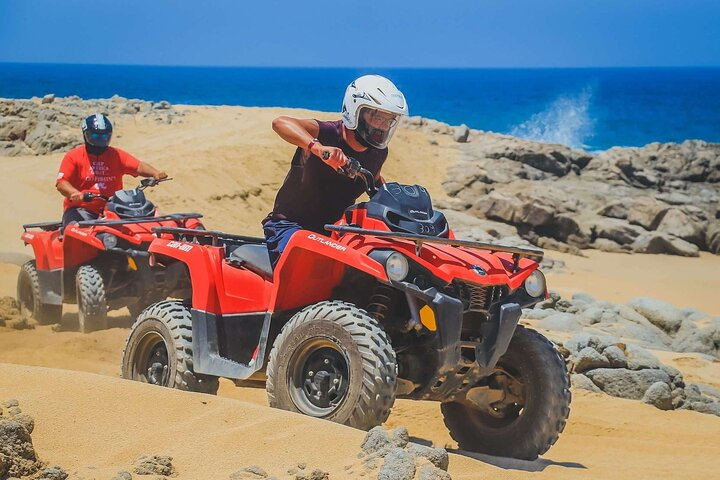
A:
[82, 113, 113, 148]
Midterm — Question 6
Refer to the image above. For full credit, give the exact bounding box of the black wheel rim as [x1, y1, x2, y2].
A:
[288, 338, 350, 417]
[18, 273, 35, 316]
[133, 331, 171, 386]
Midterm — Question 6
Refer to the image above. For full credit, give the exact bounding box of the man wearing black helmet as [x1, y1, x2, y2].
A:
[56, 113, 168, 225]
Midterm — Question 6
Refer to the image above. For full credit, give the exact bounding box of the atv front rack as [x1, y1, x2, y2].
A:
[325, 224, 544, 270]
[152, 226, 266, 246]
[76, 213, 204, 228]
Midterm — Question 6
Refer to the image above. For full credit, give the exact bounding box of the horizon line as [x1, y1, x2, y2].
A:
[1, 61, 720, 70]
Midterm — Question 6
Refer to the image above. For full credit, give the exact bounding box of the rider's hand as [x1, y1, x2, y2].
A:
[312, 144, 348, 171]
[153, 171, 168, 181]
[69, 192, 84, 203]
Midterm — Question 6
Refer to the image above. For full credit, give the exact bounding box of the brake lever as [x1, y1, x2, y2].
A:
[338, 158, 361, 178]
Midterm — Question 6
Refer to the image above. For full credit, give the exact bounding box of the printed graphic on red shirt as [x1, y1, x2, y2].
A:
[57, 146, 140, 213]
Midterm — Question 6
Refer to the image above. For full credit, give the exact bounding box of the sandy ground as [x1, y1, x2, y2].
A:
[2, 105, 720, 479]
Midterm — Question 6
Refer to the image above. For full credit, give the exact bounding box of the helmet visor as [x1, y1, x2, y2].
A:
[356, 107, 399, 149]
[85, 131, 112, 148]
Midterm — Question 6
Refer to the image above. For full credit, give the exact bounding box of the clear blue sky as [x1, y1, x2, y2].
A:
[1, 0, 718, 68]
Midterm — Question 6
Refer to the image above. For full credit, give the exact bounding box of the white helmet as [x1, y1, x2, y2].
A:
[342, 75, 408, 149]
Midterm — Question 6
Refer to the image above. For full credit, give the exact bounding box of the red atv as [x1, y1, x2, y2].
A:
[121, 162, 570, 460]
[18, 178, 203, 333]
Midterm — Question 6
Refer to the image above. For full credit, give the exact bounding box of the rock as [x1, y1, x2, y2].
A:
[585, 368, 671, 400]
[2, 399, 19, 409]
[230, 465, 269, 479]
[361, 426, 391, 454]
[12, 414, 34, 434]
[623, 344, 662, 370]
[593, 218, 646, 245]
[0, 417, 41, 478]
[706, 221, 720, 254]
[571, 373, 602, 393]
[538, 312, 583, 332]
[571, 292, 596, 306]
[522, 308, 555, 320]
[598, 203, 628, 220]
[41, 94, 55, 104]
[627, 298, 684, 334]
[672, 317, 720, 357]
[573, 347, 611, 373]
[296, 469, 329, 480]
[631, 232, 700, 257]
[642, 382, 673, 410]
[684, 401, 720, 417]
[0, 117, 31, 141]
[37, 466, 68, 480]
[377, 448, 416, 480]
[390, 426, 409, 449]
[627, 197, 669, 230]
[591, 238, 632, 253]
[406, 443, 449, 470]
[453, 124, 470, 143]
[133, 455, 175, 477]
[112, 471, 133, 480]
[655, 208, 707, 247]
[418, 464, 452, 480]
[602, 345, 628, 368]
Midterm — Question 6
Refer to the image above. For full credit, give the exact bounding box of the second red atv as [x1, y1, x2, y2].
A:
[18, 178, 203, 333]
[121, 163, 571, 460]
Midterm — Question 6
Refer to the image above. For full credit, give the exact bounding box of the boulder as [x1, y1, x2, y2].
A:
[593, 218, 645, 245]
[133, 455, 175, 476]
[672, 317, 720, 357]
[706, 221, 720, 254]
[598, 202, 628, 220]
[585, 368, 671, 400]
[655, 208, 707, 247]
[538, 312, 583, 332]
[627, 298, 684, 334]
[571, 373, 602, 393]
[627, 197, 669, 230]
[642, 382, 673, 410]
[377, 448, 415, 480]
[602, 345, 628, 368]
[406, 443, 449, 471]
[631, 232, 699, 257]
[41, 93, 55, 104]
[453, 124, 470, 143]
[573, 346, 611, 373]
[624, 344, 662, 370]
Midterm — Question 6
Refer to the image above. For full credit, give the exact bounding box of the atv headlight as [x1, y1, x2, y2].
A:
[386, 252, 409, 282]
[524, 270, 546, 298]
[101, 233, 118, 249]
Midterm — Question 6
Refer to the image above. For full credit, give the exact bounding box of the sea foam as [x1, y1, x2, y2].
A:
[511, 87, 595, 149]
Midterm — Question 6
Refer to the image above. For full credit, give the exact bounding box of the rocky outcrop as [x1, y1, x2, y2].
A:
[0, 96, 186, 156]
[404, 113, 720, 257]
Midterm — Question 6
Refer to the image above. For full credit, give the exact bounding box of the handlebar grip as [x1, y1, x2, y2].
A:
[82, 192, 94, 202]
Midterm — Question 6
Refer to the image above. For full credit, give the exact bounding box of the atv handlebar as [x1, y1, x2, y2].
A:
[82, 192, 110, 202]
[138, 177, 172, 191]
[338, 157, 377, 197]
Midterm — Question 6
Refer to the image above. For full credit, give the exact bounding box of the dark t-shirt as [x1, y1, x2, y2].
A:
[265, 120, 388, 232]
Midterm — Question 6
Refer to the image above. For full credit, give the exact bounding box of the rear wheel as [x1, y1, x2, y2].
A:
[16, 260, 62, 325]
[441, 326, 571, 460]
[266, 301, 397, 430]
[76, 265, 108, 333]
[121, 300, 219, 394]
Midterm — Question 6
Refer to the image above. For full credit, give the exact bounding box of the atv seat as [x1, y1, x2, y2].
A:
[228, 244, 273, 281]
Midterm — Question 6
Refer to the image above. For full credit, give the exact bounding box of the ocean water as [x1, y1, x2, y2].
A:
[1, 63, 719, 151]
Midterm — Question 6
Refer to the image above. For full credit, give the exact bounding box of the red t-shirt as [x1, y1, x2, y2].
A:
[57, 145, 140, 213]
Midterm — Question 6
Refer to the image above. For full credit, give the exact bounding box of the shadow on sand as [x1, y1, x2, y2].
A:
[449, 449, 587, 472]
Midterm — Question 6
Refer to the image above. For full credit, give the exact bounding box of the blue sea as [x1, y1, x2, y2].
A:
[1, 63, 719, 151]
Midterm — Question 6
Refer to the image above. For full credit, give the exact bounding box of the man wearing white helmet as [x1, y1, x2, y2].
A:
[264, 75, 408, 268]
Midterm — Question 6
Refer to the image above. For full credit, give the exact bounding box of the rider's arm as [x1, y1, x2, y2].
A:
[56, 180, 83, 203]
[271, 116, 347, 170]
[137, 161, 168, 181]
[56, 151, 83, 202]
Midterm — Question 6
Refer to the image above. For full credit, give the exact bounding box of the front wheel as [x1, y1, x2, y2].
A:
[76, 265, 108, 333]
[266, 301, 397, 430]
[121, 300, 219, 394]
[17, 260, 62, 325]
[441, 326, 571, 460]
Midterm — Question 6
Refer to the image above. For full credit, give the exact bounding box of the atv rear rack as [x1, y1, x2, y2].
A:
[325, 224, 544, 270]
[75, 213, 204, 228]
[22, 221, 63, 231]
[152, 226, 266, 246]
